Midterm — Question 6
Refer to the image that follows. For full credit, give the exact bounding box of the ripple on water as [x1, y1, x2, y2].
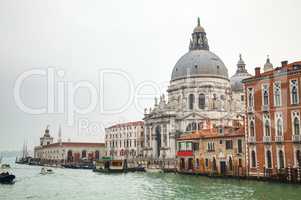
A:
[1, 158, 301, 200]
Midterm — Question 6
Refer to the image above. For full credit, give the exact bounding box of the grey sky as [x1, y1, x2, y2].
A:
[0, 0, 300, 151]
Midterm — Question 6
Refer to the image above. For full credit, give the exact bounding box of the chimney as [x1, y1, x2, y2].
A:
[281, 61, 288, 68]
[255, 67, 261, 77]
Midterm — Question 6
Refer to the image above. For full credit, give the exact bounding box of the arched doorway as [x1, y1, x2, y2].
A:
[188, 158, 193, 170]
[266, 150, 272, 168]
[95, 151, 100, 160]
[180, 158, 185, 170]
[67, 150, 73, 162]
[296, 150, 301, 167]
[212, 157, 217, 171]
[155, 126, 161, 158]
[82, 150, 87, 159]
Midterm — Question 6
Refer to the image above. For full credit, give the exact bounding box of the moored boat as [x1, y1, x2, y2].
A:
[145, 165, 163, 173]
[133, 163, 146, 172]
[0, 164, 15, 184]
[93, 157, 127, 173]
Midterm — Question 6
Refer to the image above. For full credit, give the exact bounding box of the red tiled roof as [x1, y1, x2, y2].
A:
[177, 127, 244, 141]
[35, 142, 105, 149]
[107, 121, 144, 129]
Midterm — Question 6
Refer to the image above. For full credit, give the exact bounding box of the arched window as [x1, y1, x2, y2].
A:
[277, 119, 283, 136]
[291, 80, 299, 104]
[248, 91, 253, 107]
[212, 94, 217, 109]
[186, 122, 197, 132]
[188, 94, 195, 110]
[292, 86, 298, 103]
[250, 121, 255, 137]
[251, 151, 256, 168]
[82, 150, 87, 158]
[294, 117, 300, 135]
[265, 120, 270, 136]
[199, 94, 205, 109]
[198, 122, 203, 130]
[266, 150, 272, 168]
[263, 90, 269, 105]
[274, 82, 281, 106]
[278, 150, 284, 169]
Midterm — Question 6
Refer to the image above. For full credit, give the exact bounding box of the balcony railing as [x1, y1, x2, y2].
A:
[263, 136, 272, 143]
[262, 105, 269, 112]
[248, 136, 256, 144]
[247, 106, 254, 113]
[275, 135, 284, 143]
[292, 134, 301, 142]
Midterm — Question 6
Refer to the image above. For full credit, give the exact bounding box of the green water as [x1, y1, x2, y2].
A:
[1, 157, 301, 200]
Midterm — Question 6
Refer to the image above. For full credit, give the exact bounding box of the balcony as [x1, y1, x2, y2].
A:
[262, 105, 269, 112]
[247, 106, 254, 113]
[263, 136, 272, 144]
[248, 136, 256, 144]
[292, 134, 301, 143]
[275, 135, 284, 143]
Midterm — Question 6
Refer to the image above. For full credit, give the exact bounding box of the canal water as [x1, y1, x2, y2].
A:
[1, 157, 301, 200]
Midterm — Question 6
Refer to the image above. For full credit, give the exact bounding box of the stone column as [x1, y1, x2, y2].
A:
[152, 127, 157, 159]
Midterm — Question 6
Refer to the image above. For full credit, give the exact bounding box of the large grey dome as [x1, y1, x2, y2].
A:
[171, 50, 229, 81]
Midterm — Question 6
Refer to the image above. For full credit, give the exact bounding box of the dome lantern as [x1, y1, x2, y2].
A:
[189, 17, 209, 51]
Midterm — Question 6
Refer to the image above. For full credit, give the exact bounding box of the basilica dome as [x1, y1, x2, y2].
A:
[171, 18, 228, 81]
[171, 50, 228, 81]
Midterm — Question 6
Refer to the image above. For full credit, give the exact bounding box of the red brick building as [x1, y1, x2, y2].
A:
[243, 59, 301, 179]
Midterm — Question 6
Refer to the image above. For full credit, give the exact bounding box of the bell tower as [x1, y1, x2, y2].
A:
[40, 125, 54, 146]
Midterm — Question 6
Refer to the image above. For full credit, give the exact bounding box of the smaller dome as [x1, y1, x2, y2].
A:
[237, 54, 245, 66]
[230, 73, 251, 92]
[263, 55, 273, 72]
[230, 54, 251, 92]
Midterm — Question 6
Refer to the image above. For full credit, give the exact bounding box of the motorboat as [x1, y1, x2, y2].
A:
[0, 164, 15, 184]
[40, 167, 54, 175]
[94, 158, 127, 173]
[145, 165, 163, 173]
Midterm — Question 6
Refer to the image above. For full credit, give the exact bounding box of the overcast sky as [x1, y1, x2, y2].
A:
[0, 0, 300, 151]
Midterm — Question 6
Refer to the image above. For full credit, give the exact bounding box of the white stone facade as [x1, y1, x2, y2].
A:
[143, 20, 250, 160]
[105, 121, 144, 160]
